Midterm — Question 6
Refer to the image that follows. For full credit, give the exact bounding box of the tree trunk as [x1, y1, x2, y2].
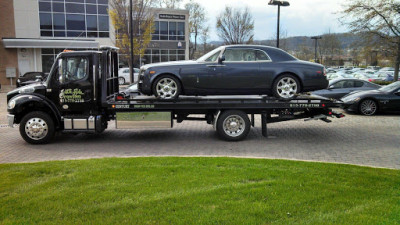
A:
[394, 41, 400, 82]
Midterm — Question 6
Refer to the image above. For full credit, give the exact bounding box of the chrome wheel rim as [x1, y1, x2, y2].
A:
[277, 77, 297, 98]
[223, 115, 245, 137]
[25, 117, 48, 140]
[156, 78, 178, 99]
[118, 77, 125, 85]
[360, 100, 377, 115]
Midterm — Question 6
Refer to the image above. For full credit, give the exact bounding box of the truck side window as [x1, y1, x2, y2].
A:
[59, 57, 88, 84]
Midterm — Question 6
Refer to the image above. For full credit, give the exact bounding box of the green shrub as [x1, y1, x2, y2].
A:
[371, 80, 393, 86]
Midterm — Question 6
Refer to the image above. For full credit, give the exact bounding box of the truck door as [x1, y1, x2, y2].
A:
[48, 54, 95, 115]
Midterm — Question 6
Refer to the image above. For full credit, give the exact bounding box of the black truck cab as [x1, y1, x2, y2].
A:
[7, 48, 119, 143]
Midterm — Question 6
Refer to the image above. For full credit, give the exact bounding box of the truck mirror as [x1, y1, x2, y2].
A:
[58, 58, 63, 83]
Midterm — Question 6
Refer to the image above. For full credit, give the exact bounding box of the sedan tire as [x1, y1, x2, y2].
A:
[359, 99, 378, 116]
[272, 74, 300, 99]
[153, 75, 181, 99]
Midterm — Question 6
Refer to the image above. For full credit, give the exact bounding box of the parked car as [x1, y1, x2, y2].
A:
[16, 72, 47, 87]
[118, 67, 140, 85]
[138, 45, 328, 99]
[367, 66, 381, 71]
[369, 72, 395, 82]
[327, 72, 353, 80]
[120, 83, 141, 96]
[341, 81, 400, 115]
[352, 72, 376, 81]
[312, 78, 380, 99]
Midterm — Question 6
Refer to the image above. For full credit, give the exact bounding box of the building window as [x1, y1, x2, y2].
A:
[151, 21, 185, 41]
[41, 49, 63, 74]
[142, 49, 185, 64]
[38, 0, 109, 38]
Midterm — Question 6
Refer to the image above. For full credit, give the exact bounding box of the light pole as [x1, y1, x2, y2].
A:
[129, 0, 134, 83]
[311, 36, 322, 63]
[268, 0, 290, 48]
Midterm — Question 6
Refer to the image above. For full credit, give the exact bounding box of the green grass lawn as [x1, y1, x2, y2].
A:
[0, 157, 399, 224]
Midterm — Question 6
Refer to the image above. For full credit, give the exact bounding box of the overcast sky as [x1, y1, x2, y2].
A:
[181, 0, 349, 41]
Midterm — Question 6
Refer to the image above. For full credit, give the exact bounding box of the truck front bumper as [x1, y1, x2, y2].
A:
[7, 114, 15, 128]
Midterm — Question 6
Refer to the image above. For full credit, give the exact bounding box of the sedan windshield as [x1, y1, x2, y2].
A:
[379, 81, 400, 92]
[196, 47, 223, 62]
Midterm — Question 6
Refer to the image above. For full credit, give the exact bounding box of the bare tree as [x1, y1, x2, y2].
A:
[340, 0, 400, 80]
[200, 26, 210, 55]
[185, 0, 207, 59]
[319, 30, 342, 65]
[157, 0, 182, 9]
[216, 6, 254, 44]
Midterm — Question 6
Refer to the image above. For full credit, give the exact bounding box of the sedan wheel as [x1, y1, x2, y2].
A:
[273, 75, 300, 99]
[154, 76, 181, 99]
[359, 99, 377, 116]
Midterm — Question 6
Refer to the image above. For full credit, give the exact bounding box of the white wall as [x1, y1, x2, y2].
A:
[14, 0, 40, 38]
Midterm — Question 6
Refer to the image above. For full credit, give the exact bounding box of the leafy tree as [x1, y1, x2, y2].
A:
[185, 0, 207, 59]
[340, 0, 400, 80]
[110, 0, 154, 69]
[216, 6, 254, 44]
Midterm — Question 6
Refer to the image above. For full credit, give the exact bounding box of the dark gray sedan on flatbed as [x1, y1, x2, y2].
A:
[138, 45, 328, 99]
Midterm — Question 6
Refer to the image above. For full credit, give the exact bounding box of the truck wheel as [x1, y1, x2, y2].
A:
[153, 75, 181, 99]
[217, 110, 250, 141]
[19, 111, 55, 144]
[272, 74, 300, 99]
[118, 77, 125, 85]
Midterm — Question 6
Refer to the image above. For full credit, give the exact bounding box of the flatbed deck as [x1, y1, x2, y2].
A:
[107, 94, 341, 111]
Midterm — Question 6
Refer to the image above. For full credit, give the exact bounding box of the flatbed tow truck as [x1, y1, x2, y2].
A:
[7, 47, 344, 144]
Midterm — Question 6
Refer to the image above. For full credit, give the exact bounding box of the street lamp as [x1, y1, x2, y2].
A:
[129, 0, 134, 83]
[311, 36, 322, 63]
[268, 0, 290, 48]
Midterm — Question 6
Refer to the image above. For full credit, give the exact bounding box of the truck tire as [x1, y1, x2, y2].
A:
[153, 75, 181, 99]
[19, 111, 55, 144]
[216, 110, 250, 141]
[272, 74, 300, 99]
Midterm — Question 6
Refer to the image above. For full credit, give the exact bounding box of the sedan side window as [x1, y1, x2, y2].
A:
[205, 50, 221, 62]
[224, 49, 256, 62]
[354, 81, 364, 87]
[256, 50, 270, 61]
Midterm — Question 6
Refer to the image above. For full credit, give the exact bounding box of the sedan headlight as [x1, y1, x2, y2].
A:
[8, 100, 16, 109]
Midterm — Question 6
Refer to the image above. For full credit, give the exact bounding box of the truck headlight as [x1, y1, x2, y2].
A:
[18, 87, 35, 94]
[8, 100, 16, 109]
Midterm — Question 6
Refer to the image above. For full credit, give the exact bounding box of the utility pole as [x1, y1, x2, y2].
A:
[129, 0, 134, 83]
[311, 36, 322, 63]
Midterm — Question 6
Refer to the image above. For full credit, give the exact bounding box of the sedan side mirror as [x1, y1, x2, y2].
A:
[218, 55, 225, 64]
[328, 85, 335, 89]
[395, 91, 400, 96]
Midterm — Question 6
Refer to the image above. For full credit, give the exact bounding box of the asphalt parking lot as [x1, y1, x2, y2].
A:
[0, 92, 399, 169]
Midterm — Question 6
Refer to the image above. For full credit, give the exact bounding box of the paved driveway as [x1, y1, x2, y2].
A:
[1, 93, 399, 169]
